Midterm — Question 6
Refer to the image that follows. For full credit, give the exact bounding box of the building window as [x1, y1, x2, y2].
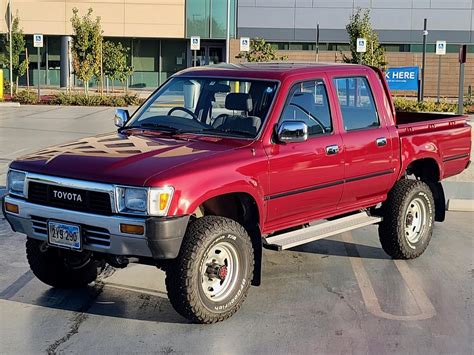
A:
[186, 0, 236, 39]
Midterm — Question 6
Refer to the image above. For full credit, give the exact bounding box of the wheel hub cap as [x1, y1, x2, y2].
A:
[200, 240, 239, 303]
[404, 197, 427, 245]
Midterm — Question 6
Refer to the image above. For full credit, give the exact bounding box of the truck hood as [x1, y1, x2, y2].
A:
[10, 131, 246, 186]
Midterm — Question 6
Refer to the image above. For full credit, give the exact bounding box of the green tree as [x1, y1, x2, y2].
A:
[343, 8, 387, 69]
[70, 8, 103, 94]
[236, 38, 287, 62]
[102, 41, 133, 92]
[0, 15, 28, 93]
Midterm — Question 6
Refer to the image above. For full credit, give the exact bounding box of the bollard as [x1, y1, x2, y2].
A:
[0, 70, 3, 100]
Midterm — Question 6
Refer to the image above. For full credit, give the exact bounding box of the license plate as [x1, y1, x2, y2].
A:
[48, 221, 82, 250]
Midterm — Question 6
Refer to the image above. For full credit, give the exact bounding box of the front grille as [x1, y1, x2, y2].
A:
[28, 182, 113, 215]
[31, 216, 111, 247]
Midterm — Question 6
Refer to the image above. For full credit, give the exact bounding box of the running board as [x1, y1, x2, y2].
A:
[264, 212, 382, 251]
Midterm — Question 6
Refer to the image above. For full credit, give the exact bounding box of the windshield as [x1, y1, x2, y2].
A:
[128, 77, 278, 138]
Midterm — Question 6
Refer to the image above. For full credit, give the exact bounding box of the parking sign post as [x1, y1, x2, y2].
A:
[435, 40, 446, 103]
[190, 36, 200, 67]
[356, 38, 367, 64]
[33, 34, 43, 99]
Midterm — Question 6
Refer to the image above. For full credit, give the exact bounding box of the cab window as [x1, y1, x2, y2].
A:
[333, 76, 379, 131]
[280, 80, 333, 136]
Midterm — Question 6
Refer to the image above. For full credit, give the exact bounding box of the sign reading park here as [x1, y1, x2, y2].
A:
[385, 67, 419, 91]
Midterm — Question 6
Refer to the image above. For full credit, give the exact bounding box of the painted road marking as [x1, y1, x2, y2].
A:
[342, 231, 436, 321]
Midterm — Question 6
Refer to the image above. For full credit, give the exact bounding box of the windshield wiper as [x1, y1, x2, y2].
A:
[134, 123, 183, 134]
[201, 128, 255, 138]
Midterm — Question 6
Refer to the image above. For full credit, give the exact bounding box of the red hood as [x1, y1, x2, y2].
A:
[10, 131, 247, 186]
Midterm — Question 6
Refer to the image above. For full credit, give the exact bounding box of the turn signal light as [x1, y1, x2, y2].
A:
[160, 193, 171, 211]
[120, 223, 144, 235]
[5, 202, 19, 214]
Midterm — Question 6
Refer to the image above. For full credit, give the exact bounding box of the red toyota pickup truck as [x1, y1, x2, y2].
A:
[3, 63, 471, 323]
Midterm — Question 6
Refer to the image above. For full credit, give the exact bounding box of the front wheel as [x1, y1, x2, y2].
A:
[165, 216, 254, 324]
[378, 179, 435, 259]
[26, 238, 104, 288]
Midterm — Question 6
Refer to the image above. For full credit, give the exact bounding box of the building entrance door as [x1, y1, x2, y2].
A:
[188, 41, 226, 67]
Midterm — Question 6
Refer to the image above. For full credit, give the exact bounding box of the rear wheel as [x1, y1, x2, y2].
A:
[26, 238, 104, 288]
[165, 216, 254, 324]
[378, 179, 435, 259]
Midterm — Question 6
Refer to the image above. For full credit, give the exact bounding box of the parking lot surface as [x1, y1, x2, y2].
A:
[0, 106, 473, 354]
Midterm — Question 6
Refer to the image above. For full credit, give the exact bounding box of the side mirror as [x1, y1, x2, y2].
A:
[114, 109, 130, 128]
[276, 121, 308, 143]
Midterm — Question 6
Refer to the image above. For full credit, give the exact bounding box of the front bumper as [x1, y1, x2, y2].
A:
[2, 195, 189, 259]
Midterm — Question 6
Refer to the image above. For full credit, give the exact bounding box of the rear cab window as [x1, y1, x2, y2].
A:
[333, 77, 379, 131]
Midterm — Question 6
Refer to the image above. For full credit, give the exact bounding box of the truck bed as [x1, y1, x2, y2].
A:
[395, 111, 471, 180]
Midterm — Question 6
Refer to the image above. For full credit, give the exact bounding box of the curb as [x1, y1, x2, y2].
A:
[0, 102, 20, 107]
[446, 199, 474, 212]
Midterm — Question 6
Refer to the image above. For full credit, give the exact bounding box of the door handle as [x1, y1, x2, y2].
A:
[326, 145, 339, 155]
[376, 137, 387, 147]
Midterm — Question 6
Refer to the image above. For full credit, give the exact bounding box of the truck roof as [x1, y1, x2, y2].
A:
[175, 62, 368, 81]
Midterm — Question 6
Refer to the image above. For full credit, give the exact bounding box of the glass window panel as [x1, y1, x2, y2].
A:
[333, 77, 379, 131]
[186, 0, 210, 38]
[132, 39, 158, 72]
[161, 40, 187, 78]
[280, 80, 333, 136]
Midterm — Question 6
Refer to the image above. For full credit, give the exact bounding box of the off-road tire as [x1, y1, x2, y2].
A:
[378, 179, 435, 259]
[165, 216, 254, 324]
[26, 238, 104, 288]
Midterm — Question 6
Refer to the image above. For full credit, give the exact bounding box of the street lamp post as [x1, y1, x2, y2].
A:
[226, 0, 230, 63]
[419, 18, 428, 102]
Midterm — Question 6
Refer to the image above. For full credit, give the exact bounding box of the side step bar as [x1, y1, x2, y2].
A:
[265, 211, 382, 251]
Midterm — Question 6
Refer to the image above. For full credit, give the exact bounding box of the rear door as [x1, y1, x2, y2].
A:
[329, 72, 395, 207]
[265, 76, 344, 229]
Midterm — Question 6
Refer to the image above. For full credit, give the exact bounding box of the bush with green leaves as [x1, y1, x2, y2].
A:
[343, 9, 387, 69]
[393, 98, 457, 113]
[0, 16, 28, 93]
[236, 38, 287, 62]
[50, 93, 143, 107]
[70, 8, 103, 95]
[14, 90, 38, 104]
[102, 41, 133, 92]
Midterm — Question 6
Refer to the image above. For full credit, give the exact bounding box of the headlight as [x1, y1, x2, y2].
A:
[115, 186, 174, 216]
[7, 170, 26, 197]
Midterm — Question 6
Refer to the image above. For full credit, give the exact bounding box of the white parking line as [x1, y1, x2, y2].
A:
[342, 231, 436, 321]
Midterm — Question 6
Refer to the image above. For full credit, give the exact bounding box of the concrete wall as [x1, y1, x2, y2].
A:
[238, 0, 474, 43]
[229, 40, 473, 98]
[3, 0, 185, 38]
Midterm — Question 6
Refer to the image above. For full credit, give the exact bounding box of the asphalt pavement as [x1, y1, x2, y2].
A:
[0, 106, 473, 354]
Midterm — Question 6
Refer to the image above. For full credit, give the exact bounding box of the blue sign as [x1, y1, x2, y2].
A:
[385, 66, 419, 91]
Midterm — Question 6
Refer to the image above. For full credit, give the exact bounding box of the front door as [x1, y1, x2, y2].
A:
[265, 77, 344, 231]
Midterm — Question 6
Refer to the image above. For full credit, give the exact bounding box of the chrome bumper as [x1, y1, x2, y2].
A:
[3, 195, 153, 257]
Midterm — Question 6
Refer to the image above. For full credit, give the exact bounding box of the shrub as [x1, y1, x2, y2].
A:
[393, 98, 457, 113]
[50, 92, 140, 107]
[14, 90, 38, 104]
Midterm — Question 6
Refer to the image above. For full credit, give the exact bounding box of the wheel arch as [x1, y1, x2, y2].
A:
[191, 191, 263, 286]
[401, 157, 445, 222]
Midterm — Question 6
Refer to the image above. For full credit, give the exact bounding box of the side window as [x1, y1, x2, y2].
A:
[333, 77, 379, 131]
[280, 80, 332, 136]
